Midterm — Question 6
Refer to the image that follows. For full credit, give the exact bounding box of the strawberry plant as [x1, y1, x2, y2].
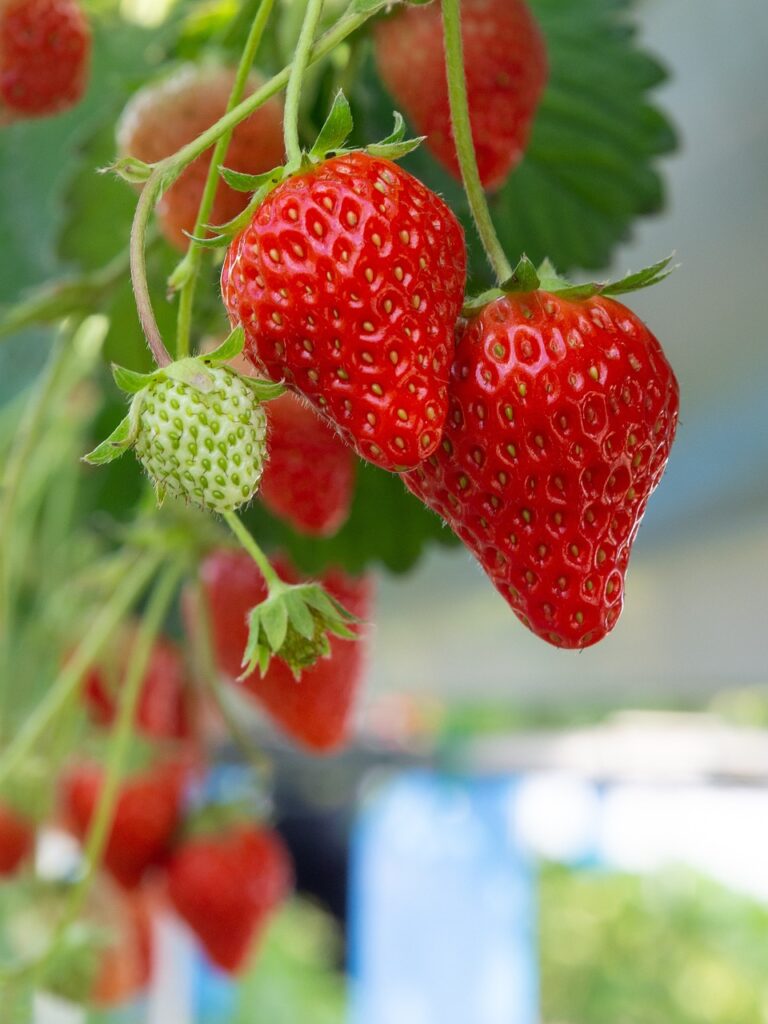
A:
[0, 0, 679, 1013]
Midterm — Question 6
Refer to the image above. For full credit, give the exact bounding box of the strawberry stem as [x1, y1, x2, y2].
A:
[130, 172, 173, 367]
[0, 550, 163, 791]
[175, 0, 277, 360]
[283, 0, 326, 166]
[440, 0, 513, 284]
[222, 510, 282, 591]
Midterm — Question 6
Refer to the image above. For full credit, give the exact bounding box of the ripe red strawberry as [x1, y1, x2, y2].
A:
[221, 151, 466, 472]
[0, 0, 90, 121]
[374, 0, 548, 191]
[83, 629, 191, 742]
[117, 65, 284, 250]
[196, 549, 372, 752]
[260, 392, 356, 537]
[167, 825, 291, 973]
[0, 801, 34, 875]
[404, 281, 679, 648]
[62, 761, 187, 889]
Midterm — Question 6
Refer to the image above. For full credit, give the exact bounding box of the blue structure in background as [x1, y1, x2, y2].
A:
[350, 772, 537, 1024]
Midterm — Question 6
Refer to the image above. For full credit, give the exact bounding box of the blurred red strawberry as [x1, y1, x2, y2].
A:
[260, 393, 356, 538]
[0, 801, 34, 875]
[195, 549, 372, 752]
[82, 628, 191, 742]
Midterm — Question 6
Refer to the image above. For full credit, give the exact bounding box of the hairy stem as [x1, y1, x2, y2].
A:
[283, 0, 325, 165]
[441, 0, 512, 284]
[0, 551, 162, 789]
[130, 174, 172, 367]
[222, 510, 281, 589]
[175, 0, 277, 359]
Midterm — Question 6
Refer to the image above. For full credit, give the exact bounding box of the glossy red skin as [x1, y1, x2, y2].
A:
[0, 802, 33, 875]
[221, 152, 467, 472]
[374, 0, 547, 191]
[404, 292, 679, 648]
[0, 0, 90, 119]
[62, 761, 187, 889]
[84, 632, 191, 742]
[198, 549, 373, 752]
[168, 826, 291, 974]
[117, 66, 284, 251]
[260, 392, 356, 537]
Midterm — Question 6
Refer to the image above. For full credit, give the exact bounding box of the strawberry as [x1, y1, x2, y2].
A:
[117, 65, 284, 251]
[83, 629, 191, 742]
[0, 800, 34, 875]
[84, 343, 278, 514]
[374, 0, 547, 191]
[403, 259, 679, 649]
[221, 150, 467, 472]
[167, 825, 291, 973]
[197, 548, 372, 752]
[61, 760, 187, 889]
[0, 0, 90, 121]
[260, 392, 356, 537]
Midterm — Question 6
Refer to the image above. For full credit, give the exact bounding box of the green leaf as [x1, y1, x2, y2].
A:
[204, 325, 245, 365]
[81, 411, 136, 465]
[310, 91, 355, 159]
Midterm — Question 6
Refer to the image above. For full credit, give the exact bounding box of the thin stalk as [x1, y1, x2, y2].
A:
[0, 550, 162, 789]
[283, 0, 325, 165]
[221, 510, 281, 589]
[64, 563, 182, 924]
[130, 175, 172, 367]
[175, 0, 277, 359]
[441, 0, 512, 284]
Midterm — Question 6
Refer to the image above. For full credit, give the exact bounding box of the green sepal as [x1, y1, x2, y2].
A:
[163, 357, 218, 393]
[464, 254, 676, 315]
[238, 376, 286, 401]
[81, 404, 139, 465]
[366, 112, 424, 161]
[112, 363, 156, 394]
[239, 580, 359, 681]
[310, 90, 354, 160]
[349, 0, 393, 12]
[218, 166, 281, 194]
[203, 325, 245, 365]
[105, 155, 153, 184]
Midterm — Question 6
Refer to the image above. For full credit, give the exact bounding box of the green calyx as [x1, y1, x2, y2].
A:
[241, 579, 358, 680]
[462, 254, 676, 316]
[189, 90, 424, 250]
[83, 327, 282, 513]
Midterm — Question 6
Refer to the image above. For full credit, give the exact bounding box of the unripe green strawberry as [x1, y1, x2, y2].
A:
[134, 368, 266, 513]
[84, 333, 280, 514]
